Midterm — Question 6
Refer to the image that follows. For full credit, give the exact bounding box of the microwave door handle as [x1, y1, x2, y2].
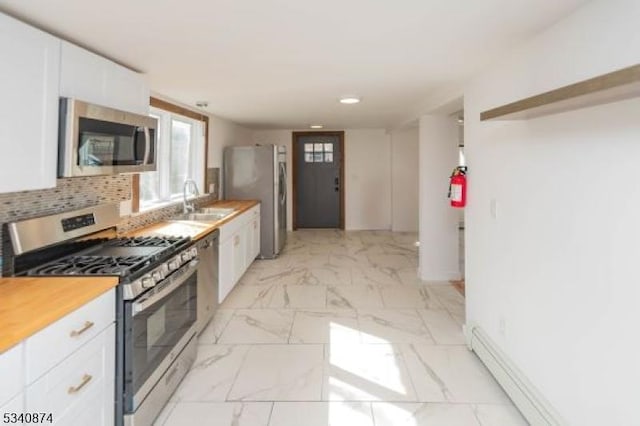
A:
[143, 127, 151, 165]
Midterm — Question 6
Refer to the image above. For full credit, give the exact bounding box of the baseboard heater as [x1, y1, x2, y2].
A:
[465, 324, 566, 426]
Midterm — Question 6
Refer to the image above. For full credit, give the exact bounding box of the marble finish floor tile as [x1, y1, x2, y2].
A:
[218, 310, 294, 344]
[326, 284, 384, 309]
[429, 284, 466, 318]
[228, 344, 324, 401]
[323, 343, 418, 402]
[358, 309, 435, 344]
[289, 309, 360, 344]
[238, 267, 305, 287]
[153, 402, 176, 426]
[473, 404, 529, 426]
[379, 285, 444, 309]
[158, 402, 272, 426]
[198, 309, 235, 345]
[350, 265, 408, 286]
[222, 283, 278, 308]
[162, 231, 528, 426]
[171, 345, 250, 402]
[269, 402, 374, 426]
[268, 284, 327, 309]
[367, 254, 416, 269]
[417, 309, 465, 345]
[401, 344, 511, 404]
[292, 266, 352, 286]
[371, 402, 481, 426]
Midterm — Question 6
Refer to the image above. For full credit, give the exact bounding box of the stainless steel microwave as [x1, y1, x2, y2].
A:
[58, 98, 157, 177]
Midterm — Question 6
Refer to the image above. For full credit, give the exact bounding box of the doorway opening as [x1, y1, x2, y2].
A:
[292, 131, 345, 230]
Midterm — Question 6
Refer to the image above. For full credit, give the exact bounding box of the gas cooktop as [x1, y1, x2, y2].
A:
[19, 236, 190, 278]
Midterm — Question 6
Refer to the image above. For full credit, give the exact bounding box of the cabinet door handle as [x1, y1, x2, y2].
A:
[70, 321, 95, 337]
[68, 374, 92, 394]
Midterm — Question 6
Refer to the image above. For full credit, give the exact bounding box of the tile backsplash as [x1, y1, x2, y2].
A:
[0, 170, 221, 276]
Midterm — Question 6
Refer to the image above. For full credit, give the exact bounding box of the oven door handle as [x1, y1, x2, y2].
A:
[132, 260, 199, 316]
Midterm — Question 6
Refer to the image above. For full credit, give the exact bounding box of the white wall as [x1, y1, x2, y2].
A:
[208, 114, 252, 168]
[418, 116, 461, 281]
[464, 0, 640, 424]
[344, 129, 391, 230]
[251, 129, 392, 230]
[390, 126, 419, 232]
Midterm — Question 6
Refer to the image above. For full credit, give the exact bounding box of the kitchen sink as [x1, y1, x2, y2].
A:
[196, 207, 235, 215]
[172, 212, 230, 221]
[170, 207, 236, 222]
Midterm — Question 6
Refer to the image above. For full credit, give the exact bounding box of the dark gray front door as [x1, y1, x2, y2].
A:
[295, 134, 342, 228]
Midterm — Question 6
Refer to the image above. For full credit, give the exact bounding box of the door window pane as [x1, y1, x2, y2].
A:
[324, 153, 333, 163]
[314, 143, 323, 152]
[324, 143, 333, 152]
[305, 153, 314, 163]
[304, 143, 314, 152]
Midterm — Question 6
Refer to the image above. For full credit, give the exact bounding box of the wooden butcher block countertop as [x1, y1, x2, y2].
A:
[0, 200, 257, 353]
[127, 199, 260, 241]
[0, 276, 118, 353]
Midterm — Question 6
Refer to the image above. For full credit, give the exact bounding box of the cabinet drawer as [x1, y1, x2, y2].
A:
[0, 392, 24, 422]
[25, 324, 115, 425]
[25, 290, 114, 383]
[0, 343, 24, 407]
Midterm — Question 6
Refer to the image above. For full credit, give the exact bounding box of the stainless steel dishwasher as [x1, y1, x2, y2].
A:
[196, 229, 219, 333]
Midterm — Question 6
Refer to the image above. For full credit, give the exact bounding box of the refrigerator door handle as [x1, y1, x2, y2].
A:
[279, 163, 287, 204]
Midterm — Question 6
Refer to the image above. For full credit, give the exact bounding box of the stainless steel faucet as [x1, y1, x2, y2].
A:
[183, 179, 200, 214]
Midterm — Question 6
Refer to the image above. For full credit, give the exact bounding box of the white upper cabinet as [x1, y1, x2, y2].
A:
[60, 41, 150, 115]
[59, 41, 107, 106]
[0, 13, 60, 193]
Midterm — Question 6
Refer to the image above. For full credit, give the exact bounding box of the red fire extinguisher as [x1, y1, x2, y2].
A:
[448, 166, 467, 208]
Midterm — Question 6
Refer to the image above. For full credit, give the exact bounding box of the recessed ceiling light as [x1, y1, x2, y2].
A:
[310, 124, 324, 129]
[195, 101, 209, 108]
[339, 97, 360, 104]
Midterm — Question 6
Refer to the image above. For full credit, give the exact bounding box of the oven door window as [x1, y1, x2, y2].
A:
[124, 270, 196, 407]
[78, 118, 155, 167]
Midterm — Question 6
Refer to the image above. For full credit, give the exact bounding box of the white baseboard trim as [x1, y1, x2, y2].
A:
[464, 324, 566, 426]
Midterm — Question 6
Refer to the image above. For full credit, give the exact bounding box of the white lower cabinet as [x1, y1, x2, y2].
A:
[26, 325, 115, 426]
[0, 343, 24, 408]
[218, 205, 261, 302]
[0, 289, 115, 426]
[0, 392, 24, 423]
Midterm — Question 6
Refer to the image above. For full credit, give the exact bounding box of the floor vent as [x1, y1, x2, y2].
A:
[465, 324, 566, 426]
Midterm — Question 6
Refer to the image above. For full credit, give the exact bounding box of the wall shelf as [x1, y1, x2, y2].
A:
[480, 64, 640, 121]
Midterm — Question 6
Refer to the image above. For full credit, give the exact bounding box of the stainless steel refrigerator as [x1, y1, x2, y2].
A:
[223, 144, 287, 258]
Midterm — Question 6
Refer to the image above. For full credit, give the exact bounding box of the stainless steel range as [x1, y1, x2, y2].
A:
[3, 204, 199, 426]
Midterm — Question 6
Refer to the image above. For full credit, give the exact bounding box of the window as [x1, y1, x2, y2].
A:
[138, 105, 206, 210]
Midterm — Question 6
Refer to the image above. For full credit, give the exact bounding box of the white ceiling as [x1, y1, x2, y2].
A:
[0, 0, 588, 129]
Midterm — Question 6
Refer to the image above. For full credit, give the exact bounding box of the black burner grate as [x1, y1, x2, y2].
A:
[28, 255, 149, 276]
